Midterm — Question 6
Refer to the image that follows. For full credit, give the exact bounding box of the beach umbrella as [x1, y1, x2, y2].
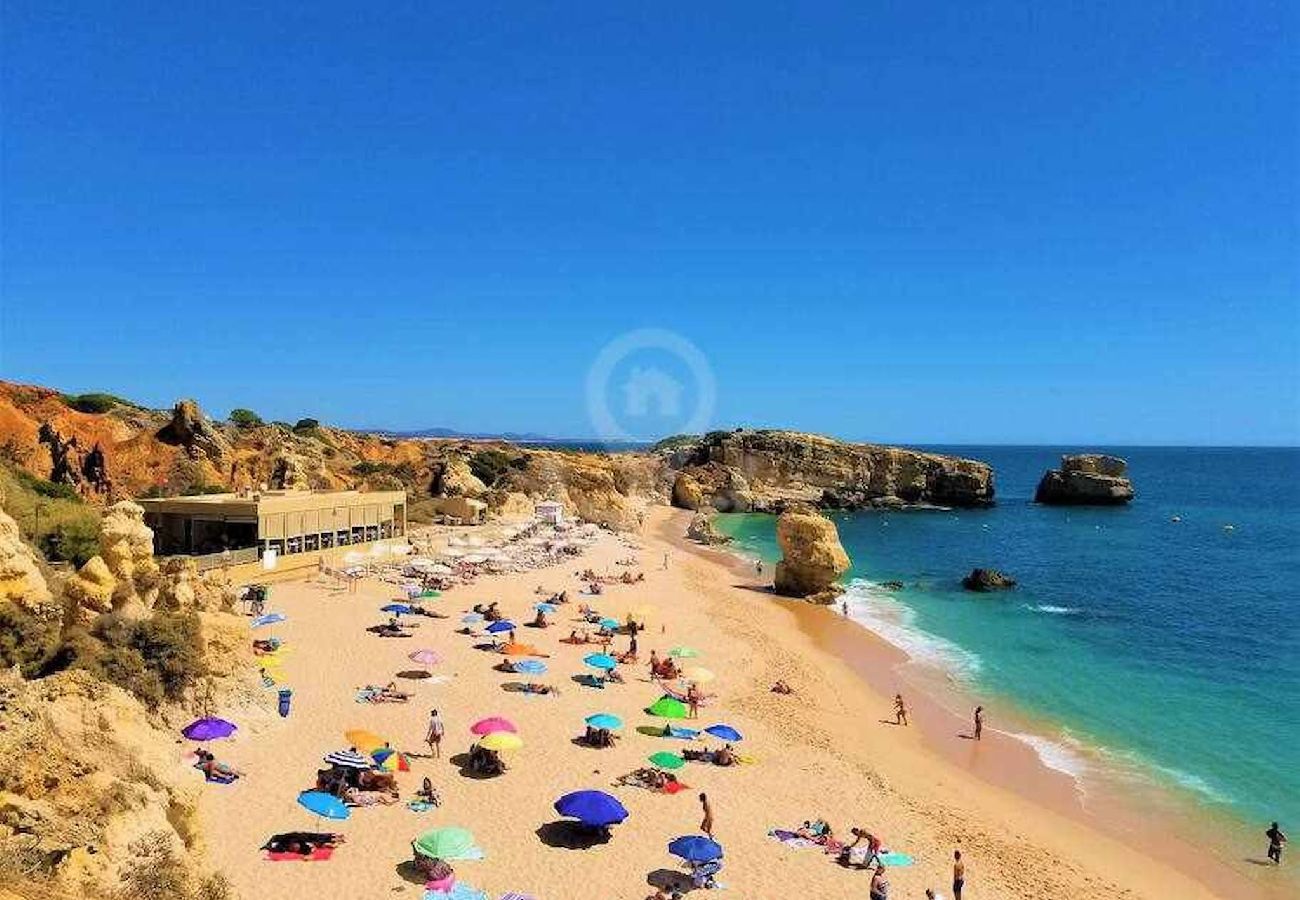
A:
[512, 659, 547, 675]
[478, 731, 523, 751]
[485, 620, 517, 634]
[585, 713, 623, 730]
[324, 748, 373, 769]
[648, 751, 685, 770]
[414, 826, 477, 861]
[372, 747, 412, 772]
[668, 646, 699, 658]
[382, 603, 415, 615]
[298, 790, 350, 821]
[681, 667, 715, 684]
[501, 643, 544, 657]
[704, 724, 743, 742]
[598, 618, 620, 631]
[343, 729, 386, 753]
[181, 717, 236, 741]
[470, 716, 516, 736]
[499, 894, 538, 900]
[251, 612, 286, 629]
[646, 696, 689, 719]
[409, 648, 443, 667]
[462, 613, 484, 625]
[534, 602, 557, 613]
[628, 606, 654, 624]
[418, 589, 442, 598]
[668, 835, 723, 863]
[553, 790, 628, 827]
[583, 653, 618, 671]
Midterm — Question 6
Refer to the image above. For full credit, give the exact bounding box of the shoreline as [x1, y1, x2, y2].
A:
[688, 513, 1294, 899]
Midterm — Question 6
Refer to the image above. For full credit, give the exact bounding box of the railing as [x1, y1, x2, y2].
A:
[164, 546, 260, 572]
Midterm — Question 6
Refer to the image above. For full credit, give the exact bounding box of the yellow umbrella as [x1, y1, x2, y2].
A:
[344, 729, 386, 753]
[479, 731, 523, 751]
[682, 667, 715, 684]
[628, 605, 655, 624]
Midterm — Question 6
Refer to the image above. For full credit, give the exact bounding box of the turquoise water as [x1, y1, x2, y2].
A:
[714, 447, 1300, 831]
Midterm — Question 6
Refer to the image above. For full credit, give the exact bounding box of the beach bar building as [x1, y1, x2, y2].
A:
[138, 489, 407, 573]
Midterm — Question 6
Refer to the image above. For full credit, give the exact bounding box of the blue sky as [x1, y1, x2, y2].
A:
[2, 2, 1296, 444]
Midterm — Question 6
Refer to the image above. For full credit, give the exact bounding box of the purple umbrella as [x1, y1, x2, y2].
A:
[182, 717, 237, 741]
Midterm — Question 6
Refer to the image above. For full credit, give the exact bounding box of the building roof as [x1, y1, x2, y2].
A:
[137, 489, 406, 517]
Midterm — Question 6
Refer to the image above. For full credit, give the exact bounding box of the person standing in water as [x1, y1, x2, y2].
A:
[952, 849, 965, 899]
[755, 559, 763, 575]
[973, 707, 983, 741]
[1266, 821, 1287, 864]
[699, 792, 714, 837]
[893, 693, 908, 726]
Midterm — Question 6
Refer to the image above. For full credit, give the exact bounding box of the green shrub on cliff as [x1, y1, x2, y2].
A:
[468, 449, 527, 487]
[60, 392, 143, 414]
[0, 604, 60, 674]
[228, 408, 263, 428]
[0, 464, 102, 565]
[40, 612, 207, 705]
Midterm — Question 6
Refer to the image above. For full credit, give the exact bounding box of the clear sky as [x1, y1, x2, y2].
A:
[2, 2, 1296, 445]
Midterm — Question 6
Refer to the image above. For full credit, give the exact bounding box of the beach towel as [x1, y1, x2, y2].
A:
[407, 800, 435, 813]
[878, 851, 914, 866]
[266, 847, 333, 862]
[767, 829, 819, 849]
[193, 762, 237, 784]
[425, 883, 487, 900]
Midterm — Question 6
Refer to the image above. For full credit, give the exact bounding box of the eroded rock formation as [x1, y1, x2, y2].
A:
[156, 399, 230, 463]
[37, 424, 112, 497]
[686, 511, 732, 545]
[97, 501, 161, 617]
[1035, 454, 1134, 506]
[0, 507, 59, 621]
[773, 506, 851, 603]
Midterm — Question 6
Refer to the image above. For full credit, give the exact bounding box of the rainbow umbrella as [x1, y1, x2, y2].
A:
[584, 653, 618, 671]
[372, 747, 412, 772]
[585, 713, 622, 730]
[479, 731, 523, 751]
[647, 696, 688, 719]
[470, 716, 516, 736]
[648, 751, 685, 770]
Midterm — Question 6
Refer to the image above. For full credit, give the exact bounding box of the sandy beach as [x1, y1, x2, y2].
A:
[194, 507, 1249, 899]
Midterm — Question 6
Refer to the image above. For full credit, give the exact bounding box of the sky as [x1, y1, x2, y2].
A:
[2, 2, 1296, 445]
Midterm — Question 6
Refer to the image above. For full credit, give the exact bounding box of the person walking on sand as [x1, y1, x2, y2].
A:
[869, 864, 889, 900]
[1266, 821, 1287, 864]
[893, 693, 908, 726]
[663, 552, 669, 570]
[425, 709, 444, 759]
[699, 792, 714, 837]
[952, 850, 965, 899]
[973, 707, 983, 741]
[686, 683, 701, 719]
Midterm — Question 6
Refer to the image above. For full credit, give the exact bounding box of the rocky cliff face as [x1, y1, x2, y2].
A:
[0, 506, 59, 621]
[1034, 454, 1134, 506]
[772, 507, 851, 603]
[666, 430, 994, 512]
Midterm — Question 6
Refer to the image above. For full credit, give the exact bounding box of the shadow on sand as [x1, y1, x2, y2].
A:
[535, 820, 612, 850]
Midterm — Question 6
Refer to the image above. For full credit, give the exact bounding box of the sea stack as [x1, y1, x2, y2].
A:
[773, 506, 851, 603]
[1034, 454, 1135, 506]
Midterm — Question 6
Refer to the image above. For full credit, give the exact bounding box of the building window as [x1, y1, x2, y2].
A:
[304, 533, 320, 552]
[321, 532, 335, 549]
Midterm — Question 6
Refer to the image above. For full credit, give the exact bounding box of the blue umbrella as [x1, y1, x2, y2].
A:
[704, 724, 743, 742]
[461, 613, 484, 624]
[668, 835, 723, 862]
[585, 713, 623, 730]
[554, 790, 628, 827]
[485, 620, 517, 634]
[251, 612, 286, 629]
[298, 790, 350, 820]
[583, 653, 618, 671]
[513, 659, 548, 675]
[598, 618, 620, 631]
[534, 603, 557, 613]
[381, 603, 414, 615]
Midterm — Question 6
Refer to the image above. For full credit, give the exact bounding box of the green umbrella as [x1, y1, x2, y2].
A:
[648, 751, 685, 770]
[646, 696, 689, 719]
[668, 646, 699, 658]
[413, 826, 475, 860]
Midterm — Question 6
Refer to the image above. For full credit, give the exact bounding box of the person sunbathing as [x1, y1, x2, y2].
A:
[363, 681, 410, 701]
[252, 638, 281, 654]
[195, 750, 241, 781]
[344, 785, 398, 806]
[604, 668, 625, 685]
[522, 681, 556, 695]
[796, 819, 834, 842]
[263, 832, 345, 855]
[714, 744, 737, 767]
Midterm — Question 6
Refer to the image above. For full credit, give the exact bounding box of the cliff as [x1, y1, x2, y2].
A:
[1034, 454, 1135, 506]
[665, 429, 994, 512]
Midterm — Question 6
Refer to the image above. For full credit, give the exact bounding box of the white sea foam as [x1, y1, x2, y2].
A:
[1024, 604, 1082, 616]
[1095, 746, 1233, 806]
[1007, 731, 1090, 782]
[840, 579, 982, 678]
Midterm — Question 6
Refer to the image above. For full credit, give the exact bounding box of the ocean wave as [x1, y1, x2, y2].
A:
[1023, 604, 1083, 616]
[1007, 731, 1090, 783]
[841, 579, 982, 677]
[1095, 746, 1233, 806]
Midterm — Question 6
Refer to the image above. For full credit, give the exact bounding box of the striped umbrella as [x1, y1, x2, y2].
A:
[470, 716, 516, 736]
[324, 748, 373, 769]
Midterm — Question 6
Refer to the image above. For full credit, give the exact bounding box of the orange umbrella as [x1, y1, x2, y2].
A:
[501, 643, 548, 657]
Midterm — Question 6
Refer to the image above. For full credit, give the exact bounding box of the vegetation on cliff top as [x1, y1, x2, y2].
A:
[59, 391, 146, 414]
[0, 463, 102, 566]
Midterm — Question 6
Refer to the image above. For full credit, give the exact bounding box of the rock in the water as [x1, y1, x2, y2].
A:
[773, 507, 851, 602]
[686, 511, 732, 545]
[962, 568, 1017, 591]
[1035, 454, 1134, 506]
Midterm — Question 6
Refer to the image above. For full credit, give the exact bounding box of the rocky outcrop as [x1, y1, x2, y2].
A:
[97, 501, 160, 617]
[962, 568, 1017, 591]
[269, 453, 311, 490]
[61, 556, 116, 624]
[1035, 454, 1134, 506]
[37, 424, 112, 497]
[773, 507, 851, 602]
[665, 430, 994, 512]
[156, 399, 230, 463]
[671, 473, 705, 510]
[430, 456, 489, 498]
[686, 511, 731, 545]
[0, 507, 59, 621]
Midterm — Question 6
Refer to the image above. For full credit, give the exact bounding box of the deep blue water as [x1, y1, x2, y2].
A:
[715, 447, 1300, 830]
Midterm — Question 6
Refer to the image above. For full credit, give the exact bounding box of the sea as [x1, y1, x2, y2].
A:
[713, 446, 1300, 835]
